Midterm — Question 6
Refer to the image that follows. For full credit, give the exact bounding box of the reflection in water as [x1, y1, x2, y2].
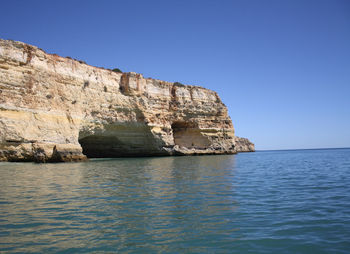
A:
[0, 155, 238, 252]
[2, 149, 348, 253]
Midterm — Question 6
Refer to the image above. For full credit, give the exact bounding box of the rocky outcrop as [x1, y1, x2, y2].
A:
[234, 136, 255, 152]
[0, 39, 254, 162]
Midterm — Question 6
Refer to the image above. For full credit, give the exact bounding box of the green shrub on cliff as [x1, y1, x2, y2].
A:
[112, 68, 123, 73]
[173, 82, 185, 87]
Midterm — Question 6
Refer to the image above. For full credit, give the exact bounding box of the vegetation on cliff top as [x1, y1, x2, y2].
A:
[112, 68, 123, 73]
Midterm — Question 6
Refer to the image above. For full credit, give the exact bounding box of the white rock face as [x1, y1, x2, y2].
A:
[0, 39, 253, 162]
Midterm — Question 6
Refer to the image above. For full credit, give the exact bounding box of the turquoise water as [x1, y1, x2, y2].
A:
[0, 149, 349, 253]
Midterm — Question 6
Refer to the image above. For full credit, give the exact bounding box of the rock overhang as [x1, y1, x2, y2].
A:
[0, 39, 254, 162]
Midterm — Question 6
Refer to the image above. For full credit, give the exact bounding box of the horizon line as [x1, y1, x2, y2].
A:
[256, 147, 350, 152]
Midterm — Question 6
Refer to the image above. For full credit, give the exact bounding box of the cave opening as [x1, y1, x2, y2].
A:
[78, 123, 168, 158]
[171, 121, 210, 149]
[78, 135, 127, 158]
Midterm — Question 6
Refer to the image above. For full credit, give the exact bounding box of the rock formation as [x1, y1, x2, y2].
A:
[0, 39, 254, 162]
[234, 136, 255, 152]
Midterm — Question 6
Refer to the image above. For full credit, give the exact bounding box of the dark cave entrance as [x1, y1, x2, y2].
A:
[78, 135, 128, 158]
[78, 123, 168, 158]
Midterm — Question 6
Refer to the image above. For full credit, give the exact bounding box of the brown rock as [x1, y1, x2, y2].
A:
[234, 136, 255, 152]
[0, 39, 254, 162]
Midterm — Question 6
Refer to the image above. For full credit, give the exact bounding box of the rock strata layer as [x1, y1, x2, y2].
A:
[0, 39, 254, 162]
[234, 136, 255, 152]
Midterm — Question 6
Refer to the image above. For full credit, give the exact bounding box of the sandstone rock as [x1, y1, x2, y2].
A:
[0, 39, 254, 162]
[234, 136, 255, 152]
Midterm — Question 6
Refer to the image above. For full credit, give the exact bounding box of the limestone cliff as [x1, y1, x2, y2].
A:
[234, 136, 255, 152]
[0, 39, 254, 162]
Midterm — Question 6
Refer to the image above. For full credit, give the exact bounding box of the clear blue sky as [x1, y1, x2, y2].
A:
[1, 0, 349, 150]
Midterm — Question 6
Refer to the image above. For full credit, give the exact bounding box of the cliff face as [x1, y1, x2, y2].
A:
[0, 39, 253, 162]
[234, 136, 255, 152]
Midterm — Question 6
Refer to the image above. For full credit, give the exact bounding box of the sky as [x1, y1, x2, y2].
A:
[1, 0, 349, 150]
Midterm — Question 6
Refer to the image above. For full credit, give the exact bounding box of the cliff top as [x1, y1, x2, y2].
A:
[0, 39, 211, 92]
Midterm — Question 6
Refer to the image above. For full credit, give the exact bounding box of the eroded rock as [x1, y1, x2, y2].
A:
[0, 39, 254, 162]
[234, 136, 255, 152]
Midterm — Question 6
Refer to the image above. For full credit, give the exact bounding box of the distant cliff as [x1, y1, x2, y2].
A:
[0, 39, 254, 162]
[234, 136, 255, 152]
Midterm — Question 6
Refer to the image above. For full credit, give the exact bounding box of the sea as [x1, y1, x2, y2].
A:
[0, 148, 349, 253]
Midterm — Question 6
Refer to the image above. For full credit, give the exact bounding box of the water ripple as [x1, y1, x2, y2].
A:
[1, 149, 350, 253]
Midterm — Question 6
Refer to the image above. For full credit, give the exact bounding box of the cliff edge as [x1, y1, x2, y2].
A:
[234, 136, 255, 152]
[0, 39, 254, 162]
